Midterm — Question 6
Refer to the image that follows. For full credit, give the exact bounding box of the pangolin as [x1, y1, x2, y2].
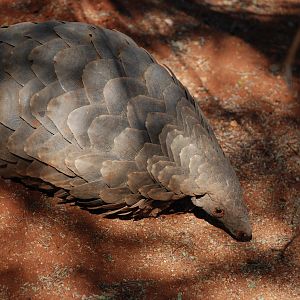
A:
[0, 21, 252, 241]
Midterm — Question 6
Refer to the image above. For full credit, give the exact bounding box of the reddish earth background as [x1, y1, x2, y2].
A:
[0, 0, 300, 299]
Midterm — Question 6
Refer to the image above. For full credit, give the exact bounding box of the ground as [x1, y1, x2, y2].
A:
[0, 0, 299, 299]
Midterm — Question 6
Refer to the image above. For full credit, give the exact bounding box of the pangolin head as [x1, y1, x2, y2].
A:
[147, 99, 252, 241]
[191, 159, 252, 242]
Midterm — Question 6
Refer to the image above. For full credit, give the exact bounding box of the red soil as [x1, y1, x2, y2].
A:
[0, 0, 299, 299]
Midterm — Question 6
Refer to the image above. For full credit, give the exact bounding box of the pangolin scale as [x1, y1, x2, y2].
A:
[0, 21, 252, 241]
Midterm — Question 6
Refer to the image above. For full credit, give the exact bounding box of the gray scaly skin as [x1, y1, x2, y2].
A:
[0, 21, 252, 241]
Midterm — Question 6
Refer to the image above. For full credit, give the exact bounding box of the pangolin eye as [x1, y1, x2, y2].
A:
[213, 208, 224, 218]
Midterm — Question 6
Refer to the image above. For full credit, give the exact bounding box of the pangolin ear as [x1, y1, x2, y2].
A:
[191, 194, 210, 207]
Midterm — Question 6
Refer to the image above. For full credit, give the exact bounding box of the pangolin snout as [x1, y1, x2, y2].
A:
[236, 230, 252, 242]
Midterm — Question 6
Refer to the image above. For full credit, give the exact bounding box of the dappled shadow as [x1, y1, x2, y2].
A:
[1, 176, 299, 298]
[106, 0, 300, 78]
[1, 0, 299, 78]
[0, 0, 300, 298]
[193, 92, 299, 230]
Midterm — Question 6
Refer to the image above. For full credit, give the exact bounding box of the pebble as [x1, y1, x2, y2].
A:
[199, 36, 206, 46]
[201, 76, 207, 83]
[171, 40, 185, 51]
[165, 18, 173, 26]
[230, 120, 238, 127]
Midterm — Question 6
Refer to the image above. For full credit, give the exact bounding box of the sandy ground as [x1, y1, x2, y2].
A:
[0, 0, 299, 299]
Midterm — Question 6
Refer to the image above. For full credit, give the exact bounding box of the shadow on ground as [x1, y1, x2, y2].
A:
[0, 0, 299, 299]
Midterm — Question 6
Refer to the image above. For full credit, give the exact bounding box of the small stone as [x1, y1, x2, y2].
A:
[171, 40, 185, 51]
[247, 280, 256, 289]
[165, 18, 173, 26]
[230, 120, 238, 127]
[98, 11, 110, 17]
[201, 76, 207, 83]
[199, 36, 206, 46]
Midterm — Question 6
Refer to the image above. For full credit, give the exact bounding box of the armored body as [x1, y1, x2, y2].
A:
[0, 21, 252, 241]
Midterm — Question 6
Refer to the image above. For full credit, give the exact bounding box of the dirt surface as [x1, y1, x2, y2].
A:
[0, 0, 300, 299]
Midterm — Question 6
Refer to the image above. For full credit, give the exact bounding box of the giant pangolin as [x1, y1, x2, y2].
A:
[0, 21, 252, 241]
